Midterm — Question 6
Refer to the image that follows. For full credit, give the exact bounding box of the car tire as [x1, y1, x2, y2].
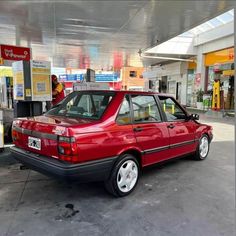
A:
[105, 154, 140, 197]
[194, 134, 210, 161]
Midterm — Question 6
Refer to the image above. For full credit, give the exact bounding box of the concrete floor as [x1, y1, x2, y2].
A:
[0, 116, 234, 236]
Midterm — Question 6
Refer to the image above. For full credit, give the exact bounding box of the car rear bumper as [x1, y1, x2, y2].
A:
[10, 146, 117, 182]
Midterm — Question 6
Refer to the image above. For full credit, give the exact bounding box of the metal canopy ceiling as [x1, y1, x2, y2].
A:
[0, 1, 235, 69]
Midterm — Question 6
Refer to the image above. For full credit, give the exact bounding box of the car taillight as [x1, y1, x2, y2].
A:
[12, 129, 19, 142]
[58, 136, 78, 163]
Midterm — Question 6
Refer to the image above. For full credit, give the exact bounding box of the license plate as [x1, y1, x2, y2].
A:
[28, 136, 41, 150]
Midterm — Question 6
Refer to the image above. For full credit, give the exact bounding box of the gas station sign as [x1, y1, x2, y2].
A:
[205, 47, 234, 66]
[0, 44, 31, 61]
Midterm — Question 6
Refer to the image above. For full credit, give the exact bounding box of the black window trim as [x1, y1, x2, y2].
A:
[115, 94, 133, 126]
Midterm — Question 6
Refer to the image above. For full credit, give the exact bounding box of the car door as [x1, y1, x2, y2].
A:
[158, 95, 198, 158]
[130, 94, 170, 166]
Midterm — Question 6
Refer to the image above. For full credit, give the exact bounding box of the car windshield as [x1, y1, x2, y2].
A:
[46, 91, 115, 120]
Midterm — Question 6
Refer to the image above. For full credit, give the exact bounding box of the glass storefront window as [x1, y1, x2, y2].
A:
[186, 69, 195, 106]
[207, 66, 214, 91]
[167, 81, 176, 95]
[205, 62, 235, 110]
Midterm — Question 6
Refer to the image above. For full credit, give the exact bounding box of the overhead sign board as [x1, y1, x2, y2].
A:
[0, 44, 31, 61]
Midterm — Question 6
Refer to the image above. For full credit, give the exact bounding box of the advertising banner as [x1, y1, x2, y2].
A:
[95, 73, 118, 82]
[59, 74, 83, 82]
[31, 60, 51, 101]
[58, 71, 120, 91]
[58, 73, 118, 83]
[12, 61, 24, 100]
[0, 44, 31, 61]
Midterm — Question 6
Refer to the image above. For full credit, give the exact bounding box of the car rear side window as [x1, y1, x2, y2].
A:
[46, 91, 115, 119]
[116, 95, 131, 125]
[131, 95, 162, 123]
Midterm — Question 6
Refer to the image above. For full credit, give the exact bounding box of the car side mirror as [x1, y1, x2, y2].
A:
[190, 114, 199, 120]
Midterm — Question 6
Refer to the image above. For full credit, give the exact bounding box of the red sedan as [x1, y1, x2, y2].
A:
[11, 90, 213, 197]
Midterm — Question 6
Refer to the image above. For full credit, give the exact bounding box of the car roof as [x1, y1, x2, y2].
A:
[78, 90, 172, 97]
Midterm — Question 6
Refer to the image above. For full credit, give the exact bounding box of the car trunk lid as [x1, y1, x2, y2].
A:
[12, 115, 97, 160]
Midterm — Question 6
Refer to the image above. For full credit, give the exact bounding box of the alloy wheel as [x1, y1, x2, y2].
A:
[199, 136, 209, 158]
[116, 160, 138, 193]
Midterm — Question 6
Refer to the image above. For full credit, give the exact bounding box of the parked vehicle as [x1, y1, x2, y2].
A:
[10, 90, 213, 197]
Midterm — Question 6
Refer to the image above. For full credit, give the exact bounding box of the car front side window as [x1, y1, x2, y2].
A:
[158, 96, 187, 121]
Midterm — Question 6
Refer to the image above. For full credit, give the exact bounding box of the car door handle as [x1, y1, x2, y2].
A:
[167, 124, 175, 129]
[133, 127, 143, 132]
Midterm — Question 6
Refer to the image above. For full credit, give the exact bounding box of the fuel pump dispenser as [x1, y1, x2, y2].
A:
[0, 76, 14, 143]
[12, 60, 52, 117]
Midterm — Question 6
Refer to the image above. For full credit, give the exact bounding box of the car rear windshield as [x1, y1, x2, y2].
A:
[46, 91, 115, 120]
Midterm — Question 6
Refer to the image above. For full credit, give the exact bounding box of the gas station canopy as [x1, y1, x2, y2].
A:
[0, 1, 235, 69]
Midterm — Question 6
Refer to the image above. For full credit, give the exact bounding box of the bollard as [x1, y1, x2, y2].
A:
[172, 104, 175, 114]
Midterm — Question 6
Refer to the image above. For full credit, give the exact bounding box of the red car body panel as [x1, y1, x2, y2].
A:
[166, 120, 197, 157]
[132, 122, 170, 166]
[11, 90, 213, 181]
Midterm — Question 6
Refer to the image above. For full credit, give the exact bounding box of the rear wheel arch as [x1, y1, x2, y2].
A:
[107, 148, 142, 184]
[118, 149, 143, 168]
